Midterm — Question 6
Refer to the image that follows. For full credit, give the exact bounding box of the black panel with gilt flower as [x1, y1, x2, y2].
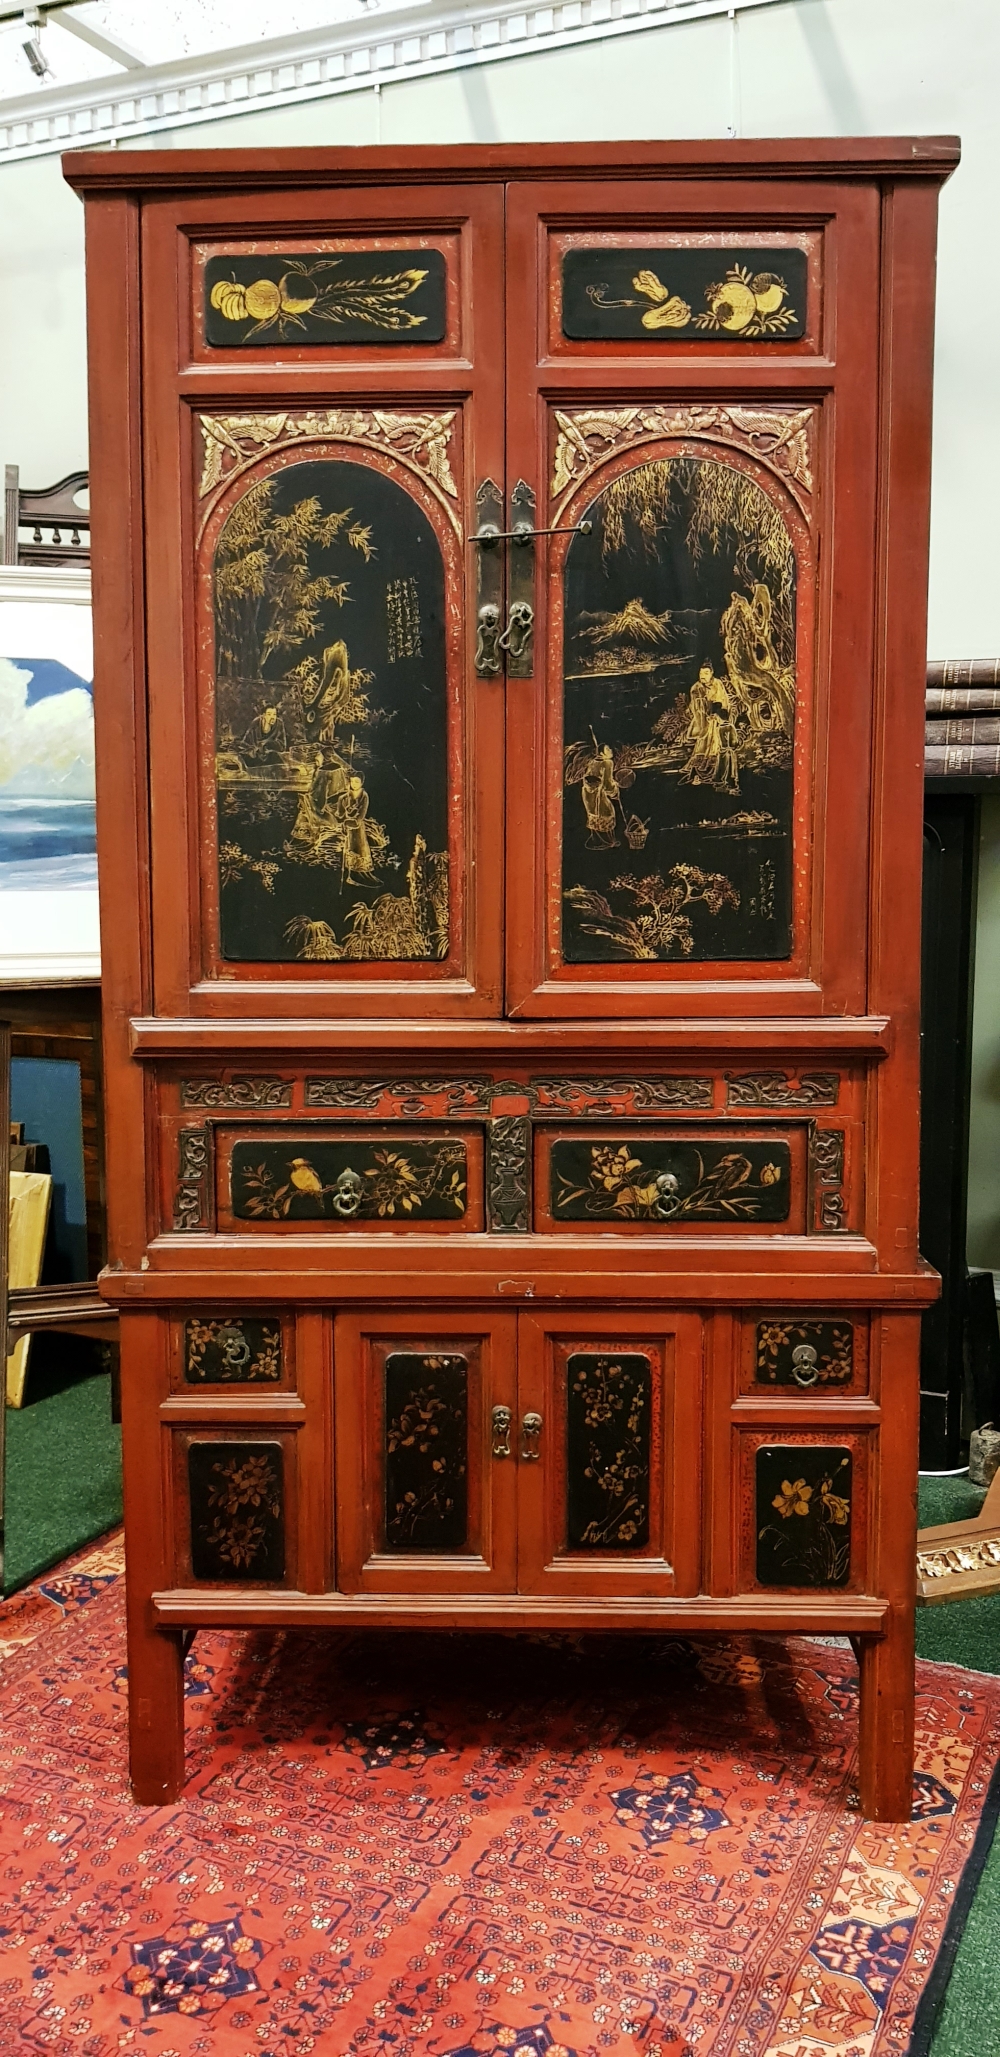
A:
[184, 1317, 282, 1384]
[562, 247, 807, 342]
[552, 1138, 790, 1223]
[214, 458, 449, 965]
[188, 1441, 285, 1582]
[205, 250, 447, 347]
[384, 1353, 468, 1552]
[566, 1352, 651, 1549]
[230, 1138, 467, 1222]
[754, 1319, 853, 1388]
[755, 1446, 852, 1587]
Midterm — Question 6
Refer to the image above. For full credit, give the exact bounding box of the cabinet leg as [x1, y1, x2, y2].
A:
[127, 1612, 186, 1805]
[857, 1609, 915, 1822]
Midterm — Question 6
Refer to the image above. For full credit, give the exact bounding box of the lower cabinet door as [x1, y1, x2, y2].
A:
[334, 1311, 518, 1593]
[515, 1311, 703, 1597]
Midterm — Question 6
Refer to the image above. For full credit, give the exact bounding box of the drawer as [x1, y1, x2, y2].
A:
[169, 1311, 293, 1391]
[534, 1123, 807, 1232]
[171, 1125, 484, 1232]
[739, 1312, 869, 1396]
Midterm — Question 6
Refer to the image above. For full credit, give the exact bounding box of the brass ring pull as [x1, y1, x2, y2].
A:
[791, 1344, 820, 1387]
[520, 1410, 543, 1460]
[491, 1404, 512, 1458]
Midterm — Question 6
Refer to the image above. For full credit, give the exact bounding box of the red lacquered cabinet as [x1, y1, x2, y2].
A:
[64, 138, 956, 1814]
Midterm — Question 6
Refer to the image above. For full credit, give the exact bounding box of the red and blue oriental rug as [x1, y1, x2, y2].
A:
[0, 1535, 998, 2057]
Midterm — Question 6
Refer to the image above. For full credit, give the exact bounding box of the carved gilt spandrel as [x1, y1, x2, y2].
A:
[551, 404, 815, 517]
[810, 1126, 849, 1234]
[487, 1116, 531, 1232]
[198, 408, 461, 535]
[181, 1076, 293, 1110]
[530, 1076, 714, 1114]
[173, 1126, 211, 1232]
[727, 1071, 839, 1108]
[305, 1076, 496, 1116]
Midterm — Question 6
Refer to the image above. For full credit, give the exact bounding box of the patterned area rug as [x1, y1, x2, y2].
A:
[0, 1546, 998, 2057]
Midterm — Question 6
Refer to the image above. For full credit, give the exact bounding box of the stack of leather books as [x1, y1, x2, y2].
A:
[926, 660, 1000, 777]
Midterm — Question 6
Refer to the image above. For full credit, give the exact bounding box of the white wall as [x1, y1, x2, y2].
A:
[3, 0, 1000, 1247]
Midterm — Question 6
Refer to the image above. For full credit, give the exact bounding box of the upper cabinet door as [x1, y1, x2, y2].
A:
[503, 179, 880, 1019]
[140, 184, 505, 1018]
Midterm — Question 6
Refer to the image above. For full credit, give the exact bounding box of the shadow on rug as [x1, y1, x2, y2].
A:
[0, 1554, 998, 2057]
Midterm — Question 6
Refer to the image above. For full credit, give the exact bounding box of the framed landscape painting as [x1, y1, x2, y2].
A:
[0, 566, 99, 983]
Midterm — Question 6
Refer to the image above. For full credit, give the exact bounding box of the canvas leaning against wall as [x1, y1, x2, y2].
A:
[0, 566, 99, 981]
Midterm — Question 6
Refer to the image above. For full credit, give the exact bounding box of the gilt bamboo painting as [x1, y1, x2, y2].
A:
[211, 457, 450, 964]
[561, 453, 797, 964]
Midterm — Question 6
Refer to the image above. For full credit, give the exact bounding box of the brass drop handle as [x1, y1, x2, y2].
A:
[791, 1344, 820, 1388]
[520, 1410, 543, 1460]
[491, 1404, 512, 1458]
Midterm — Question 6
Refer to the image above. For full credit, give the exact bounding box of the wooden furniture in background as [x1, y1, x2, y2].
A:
[5, 1172, 53, 1406]
[65, 137, 954, 1817]
[3, 466, 90, 567]
[917, 1468, 1000, 1604]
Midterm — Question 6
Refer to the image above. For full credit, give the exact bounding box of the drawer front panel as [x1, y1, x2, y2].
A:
[740, 1313, 869, 1396]
[535, 1125, 806, 1233]
[215, 1128, 483, 1231]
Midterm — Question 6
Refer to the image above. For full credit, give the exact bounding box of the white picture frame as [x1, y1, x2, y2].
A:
[0, 563, 99, 983]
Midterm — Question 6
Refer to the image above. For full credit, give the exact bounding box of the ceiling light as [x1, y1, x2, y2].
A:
[20, 7, 49, 77]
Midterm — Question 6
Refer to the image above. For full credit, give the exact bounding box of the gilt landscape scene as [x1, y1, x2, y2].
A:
[561, 453, 797, 963]
[212, 457, 450, 963]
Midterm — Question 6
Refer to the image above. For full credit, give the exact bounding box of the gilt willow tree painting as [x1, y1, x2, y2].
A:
[562, 452, 797, 964]
[212, 457, 449, 963]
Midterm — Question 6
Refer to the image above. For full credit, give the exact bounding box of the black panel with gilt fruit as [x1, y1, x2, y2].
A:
[205, 249, 446, 346]
[755, 1446, 852, 1588]
[561, 456, 795, 965]
[384, 1353, 468, 1552]
[551, 1138, 790, 1224]
[566, 1352, 652, 1550]
[755, 1319, 853, 1389]
[188, 1441, 285, 1582]
[230, 1138, 467, 1223]
[562, 247, 806, 342]
[184, 1316, 282, 1384]
[214, 458, 449, 964]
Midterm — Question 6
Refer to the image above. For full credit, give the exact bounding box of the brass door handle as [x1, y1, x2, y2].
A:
[520, 1410, 543, 1460]
[491, 1404, 512, 1457]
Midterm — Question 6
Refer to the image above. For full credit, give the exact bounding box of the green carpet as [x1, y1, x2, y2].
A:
[3, 1352, 122, 1596]
[917, 1475, 1000, 2057]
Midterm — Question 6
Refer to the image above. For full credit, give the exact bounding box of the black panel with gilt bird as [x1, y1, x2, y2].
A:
[561, 454, 796, 964]
[205, 249, 447, 346]
[562, 247, 806, 342]
[213, 457, 449, 963]
[230, 1137, 467, 1223]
